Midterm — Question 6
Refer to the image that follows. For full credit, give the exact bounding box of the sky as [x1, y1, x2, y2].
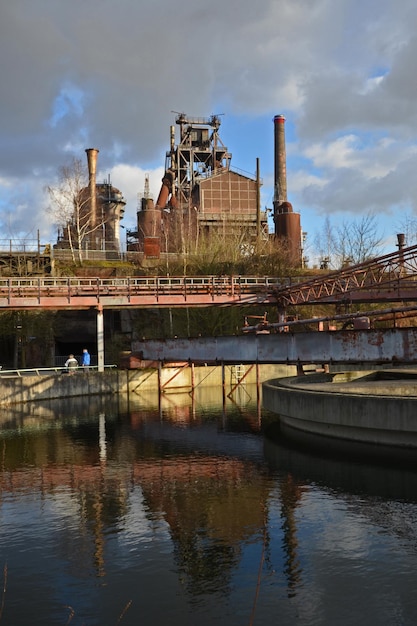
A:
[1, 0, 417, 265]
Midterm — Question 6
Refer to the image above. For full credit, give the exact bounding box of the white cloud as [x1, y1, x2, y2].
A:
[304, 136, 363, 170]
[106, 163, 165, 231]
[360, 74, 386, 95]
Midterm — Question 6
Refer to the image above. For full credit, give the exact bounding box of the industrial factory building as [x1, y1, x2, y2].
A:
[127, 112, 302, 266]
[51, 113, 302, 267]
[127, 113, 271, 258]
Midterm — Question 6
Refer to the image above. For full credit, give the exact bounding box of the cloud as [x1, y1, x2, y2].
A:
[2, 0, 417, 249]
[106, 163, 165, 230]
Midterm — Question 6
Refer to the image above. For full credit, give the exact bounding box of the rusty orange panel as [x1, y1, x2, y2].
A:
[144, 237, 160, 258]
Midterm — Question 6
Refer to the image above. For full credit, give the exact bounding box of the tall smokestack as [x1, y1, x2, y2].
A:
[273, 115, 287, 206]
[85, 148, 99, 228]
[272, 115, 302, 266]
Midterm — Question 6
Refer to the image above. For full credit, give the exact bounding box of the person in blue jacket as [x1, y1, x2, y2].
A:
[81, 348, 91, 370]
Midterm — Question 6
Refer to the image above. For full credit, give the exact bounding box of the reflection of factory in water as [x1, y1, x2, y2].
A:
[127, 113, 302, 265]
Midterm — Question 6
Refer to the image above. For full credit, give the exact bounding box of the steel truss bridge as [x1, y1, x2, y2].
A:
[273, 243, 417, 308]
[0, 243, 417, 312]
[2, 243, 417, 367]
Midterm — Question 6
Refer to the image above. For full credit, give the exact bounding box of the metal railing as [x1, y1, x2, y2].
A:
[55, 355, 98, 367]
[52, 248, 122, 261]
[0, 239, 49, 254]
[0, 275, 287, 299]
[0, 365, 117, 377]
[0, 275, 284, 288]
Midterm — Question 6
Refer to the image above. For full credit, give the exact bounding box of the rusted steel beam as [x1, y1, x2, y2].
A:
[132, 328, 417, 365]
[275, 243, 417, 306]
[242, 304, 417, 333]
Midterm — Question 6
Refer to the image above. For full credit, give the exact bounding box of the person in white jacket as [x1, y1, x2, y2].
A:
[65, 354, 78, 373]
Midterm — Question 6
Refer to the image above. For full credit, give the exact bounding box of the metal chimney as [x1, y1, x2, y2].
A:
[85, 148, 99, 228]
[397, 232, 406, 276]
[273, 115, 287, 206]
[397, 233, 405, 250]
[272, 115, 302, 265]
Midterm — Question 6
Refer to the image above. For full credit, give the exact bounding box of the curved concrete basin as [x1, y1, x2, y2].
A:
[262, 370, 417, 448]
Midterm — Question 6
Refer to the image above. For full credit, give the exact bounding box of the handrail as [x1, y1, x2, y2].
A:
[0, 275, 282, 287]
[0, 275, 284, 296]
[0, 365, 117, 377]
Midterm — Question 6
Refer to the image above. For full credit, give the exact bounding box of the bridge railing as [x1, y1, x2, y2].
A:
[0, 275, 287, 298]
[0, 365, 117, 377]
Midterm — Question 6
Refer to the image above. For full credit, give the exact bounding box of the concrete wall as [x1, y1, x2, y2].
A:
[0, 364, 296, 406]
[0, 370, 120, 406]
[122, 363, 296, 395]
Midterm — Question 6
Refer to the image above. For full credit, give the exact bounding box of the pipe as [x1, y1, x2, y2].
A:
[170, 125, 176, 153]
[397, 233, 405, 250]
[256, 157, 261, 246]
[397, 233, 405, 276]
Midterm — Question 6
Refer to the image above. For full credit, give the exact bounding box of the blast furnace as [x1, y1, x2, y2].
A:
[130, 113, 269, 257]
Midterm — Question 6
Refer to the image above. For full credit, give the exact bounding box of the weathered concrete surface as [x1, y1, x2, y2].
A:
[0, 364, 296, 405]
[133, 328, 417, 365]
[123, 363, 296, 395]
[0, 370, 121, 406]
[262, 370, 417, 448]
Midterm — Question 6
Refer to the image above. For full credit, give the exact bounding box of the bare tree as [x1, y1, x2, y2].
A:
[46, 158, 107, 265]
[335, 212, 384, 266]
[314, 215, 335, 268]
[314, 212, 384, 269]
[396, 212, 417, 247]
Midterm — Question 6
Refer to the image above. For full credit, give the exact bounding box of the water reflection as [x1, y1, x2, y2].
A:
[264, 421, 417, 502]
[1, 387, 417, 625]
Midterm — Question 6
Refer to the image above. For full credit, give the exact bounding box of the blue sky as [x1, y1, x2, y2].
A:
[1, 0, 417, 265]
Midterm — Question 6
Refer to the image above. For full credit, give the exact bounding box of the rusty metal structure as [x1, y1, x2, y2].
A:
[133, 329, 417, 365]
[3, 241, 417, 367]
[273, 240, 417, 308]
[0, 275, 279, 309]
[2, 240, 417, 313]
[54, 148, 126, 259]
[130, 113, 268, 258]
[272, 115, 302, 265]
[0, 238, 52, 276]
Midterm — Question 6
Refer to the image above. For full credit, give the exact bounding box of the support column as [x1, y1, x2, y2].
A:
[256, 362, 261, 426]
[158, 361, 162, 393]
[222, 361, 226, 404]
[97, 304, 104, 372]
[191, 362, 195, 391]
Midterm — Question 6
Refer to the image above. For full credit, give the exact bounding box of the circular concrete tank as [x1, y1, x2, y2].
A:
[262, 370, 417, 449]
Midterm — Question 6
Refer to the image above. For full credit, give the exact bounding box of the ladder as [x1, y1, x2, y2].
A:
[231, 364, 245, 385]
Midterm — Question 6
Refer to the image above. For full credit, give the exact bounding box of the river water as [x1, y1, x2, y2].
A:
[1, 385, 417, 626]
